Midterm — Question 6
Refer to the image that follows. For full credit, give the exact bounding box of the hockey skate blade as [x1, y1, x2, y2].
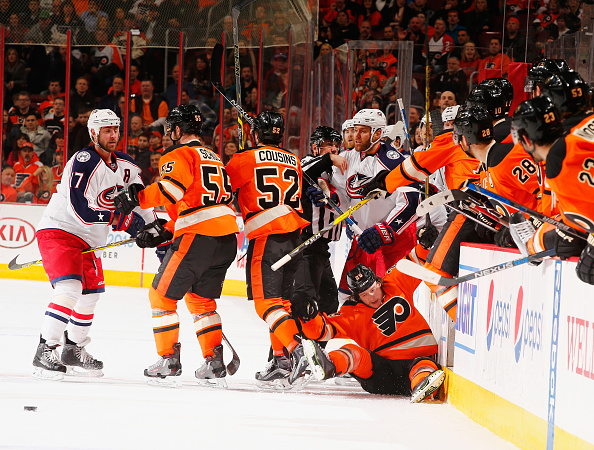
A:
[303, 340, 327, 381]
[410, 369, 445, 403]
[195, 378, 227, 389]
[145, 376, 182, 388]
[64, 366, 104, 378]
[334, 374, 359, 387]
[32, 367, 65, 381]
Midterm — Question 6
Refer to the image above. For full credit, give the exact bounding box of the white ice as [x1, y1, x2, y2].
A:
[0, 279, 517, 450]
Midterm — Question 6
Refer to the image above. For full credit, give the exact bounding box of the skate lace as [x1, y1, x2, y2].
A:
[148, 356, 167, 371]
[46, 345, 62, 364]
[511, 220, 535, 243]
[75, 346, 98, 366]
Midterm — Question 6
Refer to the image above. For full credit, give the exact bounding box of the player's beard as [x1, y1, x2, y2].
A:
[99, 135, 119, 153]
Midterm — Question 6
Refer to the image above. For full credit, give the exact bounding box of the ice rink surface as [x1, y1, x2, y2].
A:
[0, 279, 518, 450]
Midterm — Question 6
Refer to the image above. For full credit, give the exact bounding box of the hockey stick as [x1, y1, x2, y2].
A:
[8, 238, 137, 271]
[210, 43, 255, 128]
[396, 248, 556, 287]
[271, 193, 379, 271]
[396, 98, 413, 151]
[222, 332, 240, 376]
[466, 183, 591, 243]
[301, 172, 363, 235]
[232, 0, 257, 150]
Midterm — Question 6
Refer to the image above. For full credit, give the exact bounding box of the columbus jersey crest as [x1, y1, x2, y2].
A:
[77, 151, 91, 162]
[97, 185, 124, 209]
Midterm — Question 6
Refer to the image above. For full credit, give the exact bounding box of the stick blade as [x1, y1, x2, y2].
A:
[396, 259, 443, 285]
[226, 356, 240, 376]
[416, 190, 455, 215]
[8, 255, 22, 270]
[210, 43, 224, 86]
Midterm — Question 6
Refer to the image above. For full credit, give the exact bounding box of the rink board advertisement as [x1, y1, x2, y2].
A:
[452, 243, 594, 449]
[0, 203, 249, 296]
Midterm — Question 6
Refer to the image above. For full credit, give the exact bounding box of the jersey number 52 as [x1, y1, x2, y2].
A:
[255, 166, 300, 210]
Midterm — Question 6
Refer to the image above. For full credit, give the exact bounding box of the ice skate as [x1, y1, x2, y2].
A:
[32, 340, 67, 381]
[255, 355, 292, 390]
[509, 212, 541, 265]
[288, 342, 310, 385]
[61, 332, 104, 377]
[334, 373, 360, 387]
[410, 369, 445, 403]
[303, 339, 336, 381]
[195, 345, 227, 388]
[144, 342, 182, 388]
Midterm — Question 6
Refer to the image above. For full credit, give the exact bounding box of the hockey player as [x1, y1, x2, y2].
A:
[465, 83, 513, 143]
[291, 126, 347, 323]
[114, 105, 239, 387]
[510, 95, 594, 284]
[310, 109, 420, 301]
[342, 119, 355, 151]
[225, 111, 310, 388]
[32, 109, 154, 380]
[296, 264, 444, 402]
[524, 59, 571, 98]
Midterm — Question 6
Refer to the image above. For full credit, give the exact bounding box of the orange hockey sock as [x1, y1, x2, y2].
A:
[409, 358, 439, 391]
[330, 344, 373, 379]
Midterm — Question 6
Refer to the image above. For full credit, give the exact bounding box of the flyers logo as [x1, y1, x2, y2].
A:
[372, 296, 411, 336]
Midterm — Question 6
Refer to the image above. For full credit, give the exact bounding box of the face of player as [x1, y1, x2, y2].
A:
[343, 127, 355, 148]
[315, 139, 340, 156]
[354, 125, 381, 152]
[358, 281, 384, 309]
[1, 167, 15, 186]
[97, 126, 119, 153]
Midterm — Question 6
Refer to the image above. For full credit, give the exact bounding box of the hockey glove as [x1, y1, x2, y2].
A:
[576, 243, 594, 285]
[291, 297, 319, 321]
[494, 226, 515, 248]
[114, 183, 144, 216]
[112, 211, 145, 238]
[417, 217, 439, 250]
[360, 169, 390, 198]
[474, 222, 496, 243]
[345, 217, 360, 241]
[553, 228, 585, 260]
[306, 186, 327, 208]
[358, 222, 395, 254]
[136, 219, 173, 248]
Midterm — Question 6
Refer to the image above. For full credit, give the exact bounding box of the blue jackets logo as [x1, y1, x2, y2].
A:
[513, 286, 543, 362]
[486, 280, 511, 351]
[456, 281, 476, 336]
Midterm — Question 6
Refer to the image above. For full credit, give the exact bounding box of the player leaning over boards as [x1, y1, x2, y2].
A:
[297, 264, 444, 402]
[114, 105, 239, 387]
[33, 109, 154, 380]
[225, 112, 311, 389]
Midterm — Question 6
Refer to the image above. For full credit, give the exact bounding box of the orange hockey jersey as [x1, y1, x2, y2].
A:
[385, 131, 480, 192]
[138, 140, 239, 239]
[301, 267, 438, 361]
[545, 113, 594, 234]
[225, 145, 309, 240]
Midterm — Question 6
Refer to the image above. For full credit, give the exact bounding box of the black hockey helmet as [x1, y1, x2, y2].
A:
[466, 84, 507, 120]
[481, 78, 514, 110]
[541, 71, 591, 115]
[525, 59, 571, 94]
[453, 105, 494, 147]
[252, 111, 285, 145]
[511, 96, 563, 153]
[310, 126, 342, 151]
[166, 104, 203, 137]
[346, 264, 377, 294]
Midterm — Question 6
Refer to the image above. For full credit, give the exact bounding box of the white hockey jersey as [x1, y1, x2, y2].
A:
[38, 146, 156, 248]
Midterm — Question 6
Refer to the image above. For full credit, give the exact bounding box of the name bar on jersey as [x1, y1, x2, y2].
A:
[255, 149, 297, 167]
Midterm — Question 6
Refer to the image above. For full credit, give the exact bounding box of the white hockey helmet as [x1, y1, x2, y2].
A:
[442, 105, 460, 123]
[88, 109, 121, 144]
[342, 118, 355, 133]
[384, 121, 406, 149]
[352, 109, 386, 147]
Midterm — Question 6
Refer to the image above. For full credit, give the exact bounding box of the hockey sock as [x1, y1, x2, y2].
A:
[149, 288, 180, 356]
[66, 293, 99, 343]
[41, 279, 81, 342]
[330, 344, 373, 379]
[269, 332, 285, 358]
[409, 357, 439, 391]
[256, 298, 301, 352]
[191, 311, 222, 358]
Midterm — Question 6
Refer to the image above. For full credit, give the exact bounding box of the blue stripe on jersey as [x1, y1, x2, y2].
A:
[50, 274, 83, 287]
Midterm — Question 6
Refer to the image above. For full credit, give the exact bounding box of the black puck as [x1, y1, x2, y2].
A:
[24, 406, 37, 411]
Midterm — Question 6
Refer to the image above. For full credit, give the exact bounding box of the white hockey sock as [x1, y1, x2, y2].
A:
[66, 293, 100, 344]
[41, 279, 82, 342]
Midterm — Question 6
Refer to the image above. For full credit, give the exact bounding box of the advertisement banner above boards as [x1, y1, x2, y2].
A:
[0, 203, 248, 296]
[452, 243, 594, 449]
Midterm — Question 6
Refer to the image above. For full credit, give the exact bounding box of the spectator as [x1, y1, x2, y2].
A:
[263, 52, 289, 111]
[189, 54, 212, 104]
[52, 0, 88, 45]
[23, 8, 52, 42]
[2, 109, 17, 157]
[323, 0, 357, 26]
[98, 75, 125, 112]
[1, 165, 18, 203]
[134, 132, 152, 170]
[359, 51, 388, 90]
[38, 79, 65, 118]
[42, 130, 64, 166]
[563, 0, 582, 20]
[69, 76, 96, 118]
[44, 97, 66, 136]
[21, 112, 51, 156]
[112, 13, 147, 61]
[438, 90, 457, 112]
[67, 106, 91, 159]
[503, 16, 535, 63]
[358, 20, 373, 40]
[445, 10, 466, 45]
[130, 79, 169, 133]
[140, 150, 161, 185]
[163, 64, 195, 108]
[456, 29, 470, 47]
[409, 106, 423, 130]
[51, 147, 64, 189]
[434, 56, 468, 103]
[427, 18, 454, 74]
[464, 0, 491, 38]
[242, 5, 271, 44]
[244, 86, 259, 116]
[400, 15, 425, 45]
[80, 0, 108, 34]
[161, 133, 173, 152]
[433, 0, 463, 24]
[478, 37, 511, 76]
[139, 4, 159, 44]
[149, 132, 163, 153]
[403, 0, 433, 30]
[222, 140, 238, 165]
[382, 25, 397, 42]
[127, 114, 144, 150]
[6, 13, 28, 44]
[179, 89, 217, 136]
[158, 0, 189, 30]
[358, 0, 382, 29]
[378, 45, 398, 78]
[330, 10, 359, 47]
[0, 0, 13, 25]
[4, 48, 27, 99]
[388, 0, 408, 29]
[9, 92, 36, 127]
[5, 133, 31, 167]
[90, 29, 124, 96]
[270, 11, 290, 38]
[19, 164, 54, 204]
[13, 141, 42, 199]
[127, 61, 142, 96]
[20, 0, 40, 27]
[460, 41, 480, 83]
[239, 65, 257, 102]
[534, 0, 560, 31]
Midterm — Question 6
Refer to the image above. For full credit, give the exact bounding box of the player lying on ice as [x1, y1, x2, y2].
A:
[289, 264, 445, 402]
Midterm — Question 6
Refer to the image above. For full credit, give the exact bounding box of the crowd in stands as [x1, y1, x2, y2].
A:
[0, 0, 588, 204]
